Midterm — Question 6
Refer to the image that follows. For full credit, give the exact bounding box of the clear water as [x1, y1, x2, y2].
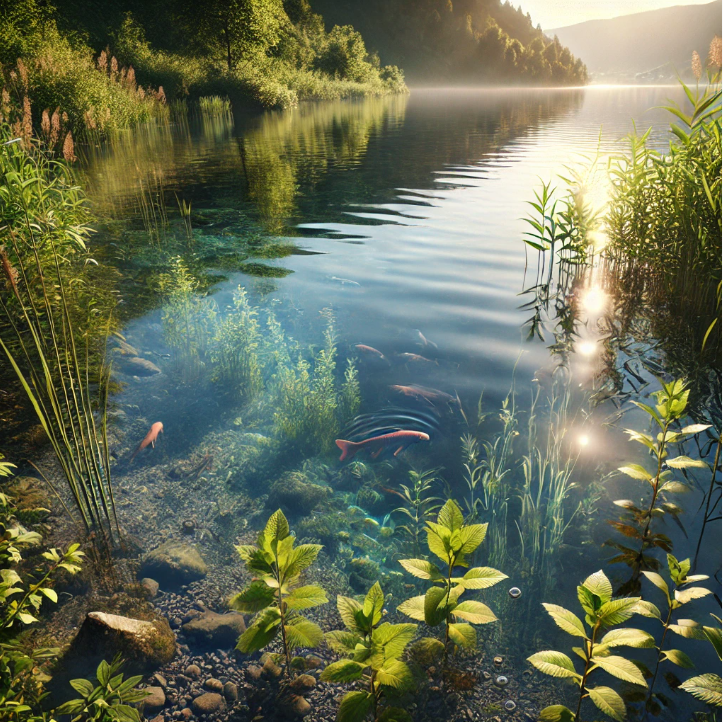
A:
[80, 86, 720, 718]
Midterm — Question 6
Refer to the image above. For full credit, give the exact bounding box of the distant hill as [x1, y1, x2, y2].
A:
[549, 1, 722, 81]
[308, 0, 588, 86]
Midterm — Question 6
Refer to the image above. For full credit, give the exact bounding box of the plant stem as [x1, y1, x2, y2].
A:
[575, 622, 599, 722]
[648, 604, 673, 706]
[694, 437, 721, 571]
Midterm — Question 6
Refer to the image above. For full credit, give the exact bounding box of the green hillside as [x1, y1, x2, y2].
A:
[309, 0, 588, 85]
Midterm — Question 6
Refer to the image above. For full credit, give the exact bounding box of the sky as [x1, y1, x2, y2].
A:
[525, 0, 716, 30]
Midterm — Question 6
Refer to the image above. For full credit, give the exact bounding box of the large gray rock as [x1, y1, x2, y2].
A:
[140, 542, 207, 588]
[70, 612, 176, 672]
[181, 610, 245, 648]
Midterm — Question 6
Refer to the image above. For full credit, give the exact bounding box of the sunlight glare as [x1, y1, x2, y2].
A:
[582, 287, 608, 314]
[577, 341, 598, 357]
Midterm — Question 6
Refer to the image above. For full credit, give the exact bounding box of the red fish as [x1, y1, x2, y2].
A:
[397, 352, 437, 365]
[355, 344, 389, 364]
[130, 422, 164, 462]
[335, 430, 430, 461]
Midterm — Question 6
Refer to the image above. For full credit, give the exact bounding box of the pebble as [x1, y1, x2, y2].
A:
[191, 692, 225, 714]
[204, 678, 224, 692]
[223, 682, 238, 701]
[185, 664, 202, 679]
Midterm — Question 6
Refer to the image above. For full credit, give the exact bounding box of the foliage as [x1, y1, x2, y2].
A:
[230, 509, 327, 669]
[1, 475, 85, 721]
[680, 612, 722, 708]
[606, 378, 710, 590]
[397, 500, 506, 660]
[640, 553, 713, 712]
[322, 582, 415, 722]
[528, 569, 651, 722]
[56, 657, 148, 722]
[0, 127, 119, 541]
[392, 468, 442, 557]
[211, 286, 263, 400]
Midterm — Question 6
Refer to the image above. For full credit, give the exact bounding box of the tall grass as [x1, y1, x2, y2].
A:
[0, 127, 118, 544]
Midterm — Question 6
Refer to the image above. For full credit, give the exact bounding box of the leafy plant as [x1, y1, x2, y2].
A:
[230, 509, 327, 671]
[321, 582, 416, 722]
[640, 553, 713, 712]
[55, 657, 148, 722]
[397, 499, 506, 661]
[392, 467, 442, 556]
[607, 378, 709, 589]
[528, 570, 651, 722]
[680, 613, 722, 709]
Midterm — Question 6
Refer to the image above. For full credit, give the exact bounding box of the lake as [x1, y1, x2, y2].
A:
[76, 85, 720, 720]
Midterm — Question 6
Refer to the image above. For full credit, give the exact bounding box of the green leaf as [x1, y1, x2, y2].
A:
[325, 630, 362, 654]
[285, 544, 323, 579]
[338, 595, 365, 632]
[447, 622, 476, 648]
[669, 619, 705, 640]
[527, 651, 581, 679]
[642, 572, 670, 599]
[704, 625, 722, 660]
[587, 686, 626, 722]
[70, 678, 95, 697]
[264, 509, 290, 543]
[338, 691, 374, 722]
[228, 581, 276, 613]
[661, 649, 695, 668]
[398, 559, 443, 581]
[675, 587, 712, 604]
[372, 623, 417, 662]
[377, 707, 412, 722]
[423, 586, 449, 627]
[542, 604, 587, 638]
[319, 659, 365, 683]
[452, 600, 497, 625]
[437, 499, 464, 531]
[633, 600, 661, 619]
[40, 588, 58, 603]
[284, 616, 323, 649]
[539, 705, 575, 722]
[582, 570, 613, 603]
[453, 566, 507, 589]
[236, 608, 281, 652]
[456, 523, 488, 554]
[660, 481, 690, 494]
[618, 464, 652, 481]
[591, 655, 647, 686]
[397, 595, 426, 622]
[97, 660, 111, 687]
[376, 659, 413, 689]
[680, 673, 722, 706]
[678, 424, 711, 436]
[666, 456, 708, 469]
[362, 581, 385, 626]
[285, 585, 328, 610]
[599, 628, 655, 649]
[598, 598, 642, 627]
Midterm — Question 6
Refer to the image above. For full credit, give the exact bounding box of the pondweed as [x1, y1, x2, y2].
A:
[392, 467, 442, 557]
[397, 500, 507, 661]
[230, 509, 327, 671]
[322, 582, 416, 722]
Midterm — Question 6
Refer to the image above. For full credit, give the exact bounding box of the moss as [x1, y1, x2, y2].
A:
[266, 472, 329, 517]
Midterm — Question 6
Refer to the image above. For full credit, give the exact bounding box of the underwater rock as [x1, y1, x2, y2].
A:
[204, 678, 223, 692]
[181, 610, 246, 648]
[143, 686, 166, 713]
[117, 355, 161, 376]
[266, 472, 329, 516]
[277, 674, 316, 717]
[191, 692, 225, 715]
[184, 664, 202, 678]
[223, 682, 238, 701]
[348, 557, 380, 593]
[110, 338, 140, 357]
[69, 612, 176, 673]
[141, 542, 208, 588]
[140, 578, 160, 598]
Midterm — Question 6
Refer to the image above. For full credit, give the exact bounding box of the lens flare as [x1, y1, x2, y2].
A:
[577, 341, 598, 357]
[578, 434, 590, 447]
[582, 287, 607, 314]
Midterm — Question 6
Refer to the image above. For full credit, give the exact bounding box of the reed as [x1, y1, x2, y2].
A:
[0, 130, 118, 544]
[198, 95, 232, 116]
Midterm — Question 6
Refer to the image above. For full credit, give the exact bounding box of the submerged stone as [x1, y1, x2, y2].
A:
[182, 610, 246, 648]
[495, 675, 509, 687]
[118, 356, 161, 376]
[191, 692, 225, 715]
[266, 472, 328, 516]
[140, 542, 208, 588]
[504, 700, 517, 711]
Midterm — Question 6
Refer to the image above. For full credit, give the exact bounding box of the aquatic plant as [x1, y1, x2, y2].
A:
[1, 477, 84, 720]
[0, 130, 119, 543]
[321, 582, 416, 722]
[639, 553, 712, 713]
[392, 467, 442, 556]
[607, 379, 710, 591]
[528, 570, 650, 722]
[230, 509, 328, 671]
[680, 613, 722, 709]
[157, 257, 217, 383]
[56, 657, 148, 721]
[397, 499, 507, 661]
[211, 286, 263, 400]
[198, 95, 232, 116]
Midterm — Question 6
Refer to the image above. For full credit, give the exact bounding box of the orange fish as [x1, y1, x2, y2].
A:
[355, 344, 389, 364]
[335, 430, 429, 461]
[130, 422, 164, 462]
[397, 352, 437, 365]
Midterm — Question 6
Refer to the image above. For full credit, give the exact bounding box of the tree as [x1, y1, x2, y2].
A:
[313, 25, 373, 82]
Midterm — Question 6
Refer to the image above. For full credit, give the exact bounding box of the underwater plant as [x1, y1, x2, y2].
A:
[230, 509, 328, 671]
[680, 613, 722, 709]
[528, 570, 650, 722]
[211, 286, 263, 400]
[397, 499, 506, 661]
[639, 553, 713, 712]
[392, 467, 442, 556]
[56, 657, 148, 721]
[607, 379, 710, 591]
[321, 582, 416, 722]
